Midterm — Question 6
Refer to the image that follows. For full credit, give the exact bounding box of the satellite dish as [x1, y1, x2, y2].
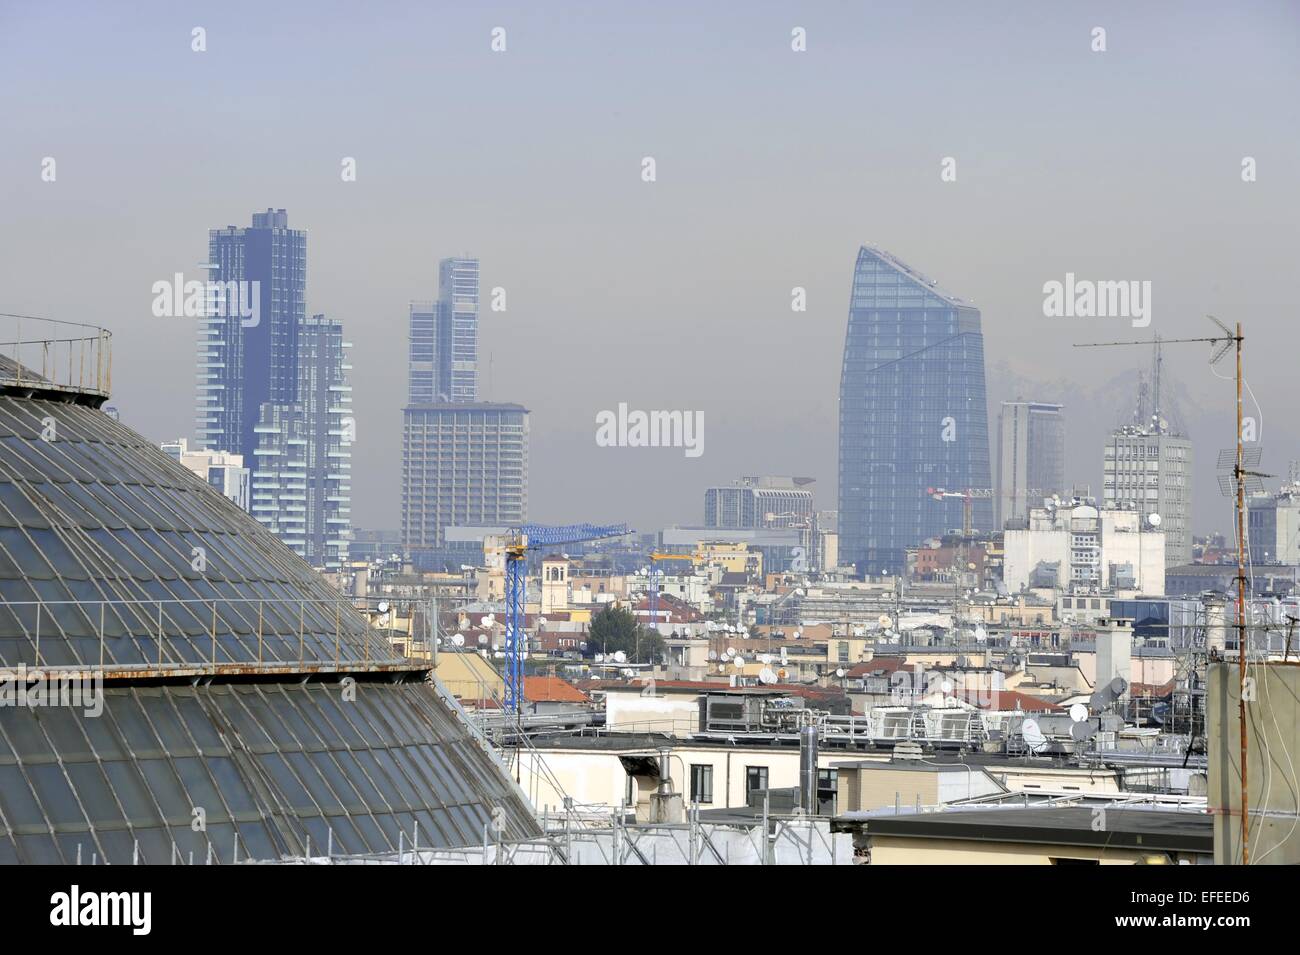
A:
[733, 656, 746, 667]
[1069, 703, 1089, 723]
[377, 601, 390, 614]
[483, 614, 495, 627]
[878, 615, 892, 629]
[613, 650, 627, 664]
[594, 653, 605, 662]
[1148, 513, 1162, 527]
[758, 653, 772, 665]
[1020, 719, 1048, 754]
[451, 633, 465, 647]
[726, 647, 736, 658]
[707, 651, 718, 661]
[477, 633, 488, 646]
[940, 681, 953, 695]
[1070, 721, 1094, 742]
[758, 668, 777, 685]
[974, 626, 988, 642]
[835, 668, 846, 678]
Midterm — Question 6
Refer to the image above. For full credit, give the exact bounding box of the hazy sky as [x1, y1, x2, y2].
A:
[3, 1, 1297, 538]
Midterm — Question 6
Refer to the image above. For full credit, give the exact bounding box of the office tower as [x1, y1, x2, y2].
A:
[406, 258, 479, 404]
[407, 301, 438, 404]
[197, 208, 307, 459]
[704, 477, 815, 530]
[438, 257, 480, 402]
[402, 256, 525, 565]
[996, 401, 1066, 527]
[1102, 341, 1193, 567]
[251, 315, 353, 569]
[162, 438, 251, 512]
[837, 246, 993, 577]
[401, 403, 529, 554]
[1103, 429, 1193, 566]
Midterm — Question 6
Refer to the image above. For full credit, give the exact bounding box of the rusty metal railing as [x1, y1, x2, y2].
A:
[0, 312, 112, 398]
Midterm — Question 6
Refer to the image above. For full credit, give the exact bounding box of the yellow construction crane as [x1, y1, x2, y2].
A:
[926, 487, 992, 539]
[926, 486, 1053, 538]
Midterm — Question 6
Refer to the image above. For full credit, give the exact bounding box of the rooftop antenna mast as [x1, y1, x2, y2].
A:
[1076, 316, 1253, 862]
[1133, 372, 1149, 430]
[1151, 335, 1163, 433]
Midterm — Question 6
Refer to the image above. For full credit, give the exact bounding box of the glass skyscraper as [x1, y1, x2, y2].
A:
[196, 210, 351, 568]
[439, 257, 480, 403]
[837, 246, 992, 577]
[406, 258, 479, 404]
[197, 208, 307, 459]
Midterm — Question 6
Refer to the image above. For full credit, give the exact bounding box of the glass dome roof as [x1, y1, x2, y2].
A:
[0, 392, 397, 672]
[0, 358, 540, 862]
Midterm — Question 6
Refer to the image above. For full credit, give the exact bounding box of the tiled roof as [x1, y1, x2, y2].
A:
[525, 675, 590, 703]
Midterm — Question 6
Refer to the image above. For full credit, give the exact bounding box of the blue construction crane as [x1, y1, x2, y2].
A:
[503, 522, 631, 714]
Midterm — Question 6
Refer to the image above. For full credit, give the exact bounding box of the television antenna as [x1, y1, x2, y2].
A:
[1076, 315, 1253, 862]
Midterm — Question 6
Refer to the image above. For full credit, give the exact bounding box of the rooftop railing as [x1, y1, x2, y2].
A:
[0, 312, 112, 398]
[0, 596, 421, 678]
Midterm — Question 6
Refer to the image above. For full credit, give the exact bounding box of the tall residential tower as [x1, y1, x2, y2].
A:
[251, 315, 353, 570]
[197, 208, 307, 459]
[195, 210, 352, 568]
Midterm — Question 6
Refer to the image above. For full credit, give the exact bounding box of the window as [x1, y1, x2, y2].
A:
[745, 766, 769, 801]
[690, 764, 713, 805]
[817, 768, 838, 814]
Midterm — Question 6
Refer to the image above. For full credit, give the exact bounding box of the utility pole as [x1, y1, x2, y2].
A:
[1076, 317, 1253, 862]
[1232, 320, 1249, 864]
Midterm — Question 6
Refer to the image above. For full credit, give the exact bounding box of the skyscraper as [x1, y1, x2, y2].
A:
[401, 256, 528, 565]
[196, 210, 351, 567]
[401, 402, 530, 554]
[1102, 343, 1193, 567]
[837, 246, 993, 577]
[439, 257, 480, 403]
[251, 315, 353, 569]
[406, 258, 479, 403]
[996, 401, 1066, 527]
[1102, 429, 1192, 566]
[197, 209, 307, 459]
[407, 301, 438, 404]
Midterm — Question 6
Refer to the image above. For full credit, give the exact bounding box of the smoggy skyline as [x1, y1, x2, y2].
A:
[3, 1, 1298, 537]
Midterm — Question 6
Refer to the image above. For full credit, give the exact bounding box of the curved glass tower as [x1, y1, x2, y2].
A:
[837, 246, 992, 577]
